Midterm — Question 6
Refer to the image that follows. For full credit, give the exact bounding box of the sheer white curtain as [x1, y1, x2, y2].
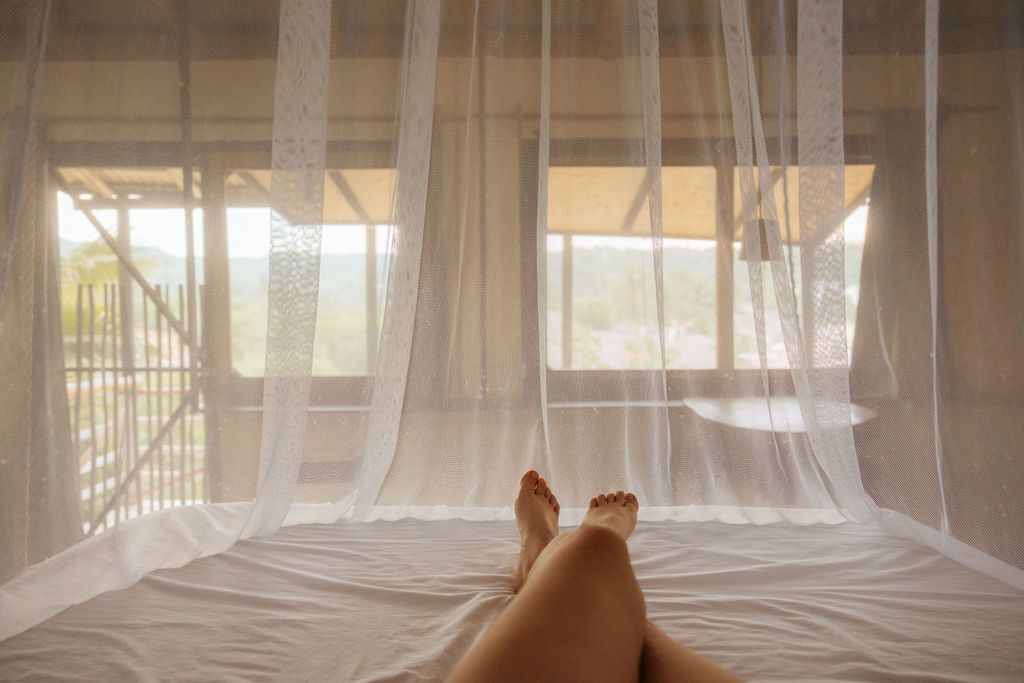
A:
[2, 0, 1023, 641]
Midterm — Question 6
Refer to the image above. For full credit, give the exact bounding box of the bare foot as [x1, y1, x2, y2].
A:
[513, 470, 560, 591]
[582, 490, 639, 540]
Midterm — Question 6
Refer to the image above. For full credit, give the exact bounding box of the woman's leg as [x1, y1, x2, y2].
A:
[448, 472, 646, 683]
[640, 620, 742, 683]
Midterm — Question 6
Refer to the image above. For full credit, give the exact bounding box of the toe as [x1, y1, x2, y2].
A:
[554, 503, 560, 515]
[607, 492, 617, 503]
[550, 495, 558, 509]
[616, 490, 625, 505]
[625, 492, 638, 508]
[535, 478, 547, 495]
[542, 485, 551, 500]
[597, 494, 607, 505]
[589, 497, 598, 508]
[520, 470, 540, 489]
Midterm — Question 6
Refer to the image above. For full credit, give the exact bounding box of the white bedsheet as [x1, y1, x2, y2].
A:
[1, 519, 1022, 681]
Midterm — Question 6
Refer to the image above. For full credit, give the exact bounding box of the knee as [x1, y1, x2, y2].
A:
[532, 524, 633, 580]
[570, 524, 629, 560]
[568, 525, 645, 617]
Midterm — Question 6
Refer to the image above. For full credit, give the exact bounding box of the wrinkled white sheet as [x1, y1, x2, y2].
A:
[1, 519, 1022, 681]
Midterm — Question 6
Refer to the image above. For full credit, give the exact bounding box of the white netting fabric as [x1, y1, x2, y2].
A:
[1, 0, 1023, 640]
[247, 0, 332, 537]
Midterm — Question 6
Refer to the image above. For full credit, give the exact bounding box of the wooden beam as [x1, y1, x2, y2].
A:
[78, 193, 265, 210]
[327, 170, 372, 224]
[77, 168, 114, 198]
[234, 170, 270, 201]
[620, 166, 658, 234]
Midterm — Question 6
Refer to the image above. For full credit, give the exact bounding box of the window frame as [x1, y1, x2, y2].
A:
[521, 136, 874, 401]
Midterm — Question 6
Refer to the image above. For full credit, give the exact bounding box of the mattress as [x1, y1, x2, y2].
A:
[1, 519, 1022, 681]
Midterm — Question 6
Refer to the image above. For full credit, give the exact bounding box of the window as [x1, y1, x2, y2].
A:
[731, 165, 872, 368]
[547, 232, 718, 370]
[224, 168, 396, 377]
[546, 164, 719, 370]
[55, 165, 207, 527]
[545, 151, 873, 373]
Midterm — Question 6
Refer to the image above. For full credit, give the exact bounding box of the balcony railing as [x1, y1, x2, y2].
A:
[65, 282, 206, 535]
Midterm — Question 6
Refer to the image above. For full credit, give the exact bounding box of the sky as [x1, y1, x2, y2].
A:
[57, 193, 389, 258]
[58, 191, 869, 259]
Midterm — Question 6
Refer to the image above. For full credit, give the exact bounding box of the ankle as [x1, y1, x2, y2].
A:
[515, 533, 555, 589]
[522, 531, 555, 551]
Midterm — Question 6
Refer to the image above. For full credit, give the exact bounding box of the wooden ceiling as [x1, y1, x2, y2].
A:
[1, 0, 1018, 62]
[56, 163, 873, 241]
[548, 163, 874, 240]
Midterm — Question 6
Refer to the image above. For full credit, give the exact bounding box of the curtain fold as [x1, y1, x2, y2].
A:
[637, 0, 674, 501]
[849, 115, 930, 404]
[245, 0, 333, 537]
[533, 0, 553, 476]
[354, 0, 441, 517]
[794, 0, 871, 519]
[0, 0, 81, 586]
[849, 114, 942, 530]
[719, 0, 872, 519]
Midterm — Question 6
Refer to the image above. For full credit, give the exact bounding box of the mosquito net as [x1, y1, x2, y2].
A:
[2, 0, 1022, 639]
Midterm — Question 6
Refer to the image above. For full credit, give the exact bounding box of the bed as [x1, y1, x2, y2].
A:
[1, 519, 1022, 681]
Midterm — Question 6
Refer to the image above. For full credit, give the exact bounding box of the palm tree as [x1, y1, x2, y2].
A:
[60, 238, 155, 363]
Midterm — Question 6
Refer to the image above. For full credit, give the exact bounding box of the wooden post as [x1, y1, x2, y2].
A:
[165, 285, 176, 504]
[111, 285, 121, 523]
[716, 160, 735, 372]
[366, 225, 377, 372]
[155, 286, 165, 508]
[562, 235, 572, 369]
[116, 204, 142, 515]
[201, 157, 231, 502]
[178, 285, 188, 504]
[87, 284, 97, 525]
[73, 284, 83, 508]
[142, 291, 155, 511]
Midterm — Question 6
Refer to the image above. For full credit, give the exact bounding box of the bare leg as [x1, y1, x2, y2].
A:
[449, 474, 646, 682]
[640, 620, 742, 683]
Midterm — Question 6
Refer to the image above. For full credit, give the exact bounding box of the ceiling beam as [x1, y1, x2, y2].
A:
[234, 171, 270, 202]
[328, 170, 373, 225]
[619, 167, 658, 234]
[76, 168, 115, 199]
